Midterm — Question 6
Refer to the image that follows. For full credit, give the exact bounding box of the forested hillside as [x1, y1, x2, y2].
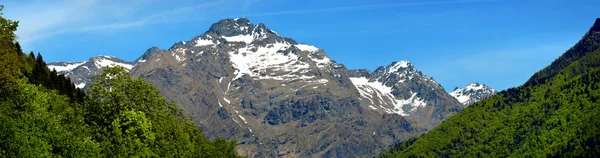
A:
[380, 18, 600, 157]
[0, 5, 239, 157]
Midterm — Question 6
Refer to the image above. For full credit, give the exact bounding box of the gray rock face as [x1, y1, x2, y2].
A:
[52, 18, 469, 157]
[449, 82, 498, 105]
[136, 47, 160, 63]
[346, 69, 372, 78]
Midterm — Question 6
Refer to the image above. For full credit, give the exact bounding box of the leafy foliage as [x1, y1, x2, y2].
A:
[86, 66, 240, 157]
[380, 19, 600, 157]
[0, 5, 240, 157]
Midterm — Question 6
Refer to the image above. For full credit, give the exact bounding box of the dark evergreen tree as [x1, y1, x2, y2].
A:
[28, 51, 34, 60]
[14, 42, 21, 56]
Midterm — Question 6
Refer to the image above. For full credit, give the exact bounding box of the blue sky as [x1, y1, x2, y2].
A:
[2, 0, 599, 91]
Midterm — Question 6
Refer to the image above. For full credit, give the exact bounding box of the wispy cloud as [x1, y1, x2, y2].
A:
[4, 0, 228, 45]
[242, 0, 497, 17]
[5, 0, 99, 44]
[27, 1, 224, 44]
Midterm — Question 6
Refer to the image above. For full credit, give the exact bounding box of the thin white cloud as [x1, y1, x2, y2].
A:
[29, 1, 224, 42]
[5, 0, 99, 43]
[242, 0, 498, 17]
[4, 0, 227, 45]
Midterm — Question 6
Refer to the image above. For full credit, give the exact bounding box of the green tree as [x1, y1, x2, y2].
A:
[86, 66, 240, 157]
[0, 78, 100, 157]
[0, 5, 17, 42]
[0, 5, 20, 92]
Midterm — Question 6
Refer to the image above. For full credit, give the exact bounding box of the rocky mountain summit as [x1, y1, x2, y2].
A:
[49, 18, 496, 157]
[449, 82, 498, 105]
[347, 60, 464, 127]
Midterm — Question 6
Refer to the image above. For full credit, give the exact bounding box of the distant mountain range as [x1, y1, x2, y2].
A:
[48, 18, 496, 157]
[48, 56, 133, 89]
[450, 82, 498, 105]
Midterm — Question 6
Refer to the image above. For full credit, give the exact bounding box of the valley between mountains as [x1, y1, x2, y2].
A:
[48, 18, 497, 157]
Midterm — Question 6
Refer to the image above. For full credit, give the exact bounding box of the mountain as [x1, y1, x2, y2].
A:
[48, 56, 133, 89]
[380, 18, 600, 157]
[50, 18, 466, 157]
[449, 82, 498, 105]
[346, 60, 465, 128]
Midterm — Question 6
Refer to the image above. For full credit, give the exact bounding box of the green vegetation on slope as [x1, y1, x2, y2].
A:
[0, 5, 239, 157]
[380, 18, 600, 157]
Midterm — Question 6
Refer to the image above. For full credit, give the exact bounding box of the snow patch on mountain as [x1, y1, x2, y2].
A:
[350, 77, 427, 116]
[223, 97, 231, 104]
[294, 44, 331, 68]
[389, 60, 410, 73]
[94, 58, 133, 70]
[223, 34, 254, 43]
[48, 61, 86, 72]
[75, 83, 86, 89]
[172, 48, 187, 62]
[296, 44, 319, 52]
[451, 92, 470, 103]
[229, 42, 313, 81]
[463, 83, 486, 91]
[350, 77, 393, 95]
[195, 38, 215, 46]
[310, 56, 331, 68]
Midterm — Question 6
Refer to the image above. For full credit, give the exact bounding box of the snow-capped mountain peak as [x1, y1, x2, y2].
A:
[372, 60, 417, 76]
[450, 82, 498, 105]
[200, 18, 280, 44]
[158, 18, 333, 82]
[47, 56, 134, 89]
[347, 60, 452, 116]
[389, 60, 411, 73]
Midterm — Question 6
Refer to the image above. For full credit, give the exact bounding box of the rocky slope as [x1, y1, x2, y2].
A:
[49, 18, 493, 157]
[449, 82, 498, 105]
